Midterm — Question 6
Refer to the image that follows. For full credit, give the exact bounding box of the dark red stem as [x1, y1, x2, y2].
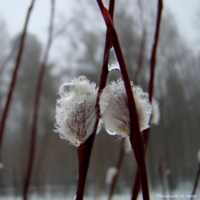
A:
[0, 0, 36, 162]
[190, 162, 200, 200]
[96, 1, 150, 199]
[23, 1, 55, 199]
[109, 2, 146, 198]
[131, 0, 163, 199]
[148, 0, 163, 103]
[75, 1, 115, 200]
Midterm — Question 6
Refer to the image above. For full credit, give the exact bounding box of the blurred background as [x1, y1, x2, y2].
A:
[0, 0, 200, 199]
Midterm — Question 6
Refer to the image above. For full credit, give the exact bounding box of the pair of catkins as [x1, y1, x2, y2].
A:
[55, 76, 159, 147]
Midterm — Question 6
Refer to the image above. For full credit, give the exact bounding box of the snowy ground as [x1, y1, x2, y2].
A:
[0, 182, 199, 199]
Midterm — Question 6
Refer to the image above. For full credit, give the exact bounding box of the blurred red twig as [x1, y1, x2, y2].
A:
[131, 0, 163, 199]
[75, 1, 115, 200]
[190, 161, 200, 200]
[0, 0, 36, 161]
[108, 2, 146, 198]
[97, 1, 150, 199]
[23, 0, 55, 199]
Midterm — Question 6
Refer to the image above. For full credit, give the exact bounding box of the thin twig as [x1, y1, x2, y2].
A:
[131, 1, 163, 199]
[190, 162, 200, 200]
[96, 1, 150, 199]
[0, 0, 36, 162]
[108, 2, 146, 197]
[75, 1, 115, 200]
[23, 1, 55, 199]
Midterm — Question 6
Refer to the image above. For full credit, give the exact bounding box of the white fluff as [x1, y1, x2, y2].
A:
[100, 79, 152, 137]
[55, 76, 101, 147]
[151, 98, 160, 125]
[106, 167, 118, 185]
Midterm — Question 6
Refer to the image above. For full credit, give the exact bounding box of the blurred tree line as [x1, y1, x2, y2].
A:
[0, 0, 199, 196]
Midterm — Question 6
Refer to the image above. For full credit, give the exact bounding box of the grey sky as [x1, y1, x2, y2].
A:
[0, 0, 199, 54]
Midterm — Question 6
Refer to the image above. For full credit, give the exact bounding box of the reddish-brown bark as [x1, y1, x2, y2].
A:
[0, 0, 36, 162]
[131, 1, 163, 199]
[75, 1, 115, 200]
[23, 1, 55, 199]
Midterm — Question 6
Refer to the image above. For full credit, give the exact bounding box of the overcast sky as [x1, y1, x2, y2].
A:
[0, 0, 199, 56]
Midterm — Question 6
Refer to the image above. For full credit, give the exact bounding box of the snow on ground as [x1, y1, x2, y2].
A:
[0, 182, 199, 199]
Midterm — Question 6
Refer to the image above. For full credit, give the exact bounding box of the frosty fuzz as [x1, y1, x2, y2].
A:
[100, 78, 152, 137]
[55, 76, 153, 146]
[55, 76, 101, 147]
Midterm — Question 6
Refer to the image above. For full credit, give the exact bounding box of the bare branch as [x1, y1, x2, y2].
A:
[75, 1, 115, 199]
[23, 0, 55, 199]
[131, 1, 163, 199]
[0, 0, 36, 161]
[96, 1, 150, 199]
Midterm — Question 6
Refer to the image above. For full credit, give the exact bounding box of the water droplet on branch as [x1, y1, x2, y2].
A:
[108, 62, 121, 72]
[108, 47, 121, 72]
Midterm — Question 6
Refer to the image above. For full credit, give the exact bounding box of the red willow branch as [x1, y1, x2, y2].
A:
[108, 2, 147, 198]
[96, 1, 150, 199]
[131, 0, 163, 199]
[0, 0, 36, 161]
[23, 1, 55, 199]
[75, 1, 115, 200]
[190, 160, 200, 200]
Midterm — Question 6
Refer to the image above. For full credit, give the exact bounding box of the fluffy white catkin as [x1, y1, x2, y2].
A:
[100, 78, 152, 137]
[55, 76, 101, 147]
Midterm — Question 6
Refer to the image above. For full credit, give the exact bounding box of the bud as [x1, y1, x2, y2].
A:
[55, 76, 101, 147]
[100, 79, 152, 137]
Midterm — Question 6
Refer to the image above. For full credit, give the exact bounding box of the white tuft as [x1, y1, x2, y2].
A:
[100, 78, 152, 137]
[55, 76, 101, 147]
[197, 149, 200, 163]
[124, 137, 132, 153]
[151, 98, 160, 125]
[106, 167, 118, 185]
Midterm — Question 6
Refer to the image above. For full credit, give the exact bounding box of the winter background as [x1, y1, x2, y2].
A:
[0, 0, 200, 199]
